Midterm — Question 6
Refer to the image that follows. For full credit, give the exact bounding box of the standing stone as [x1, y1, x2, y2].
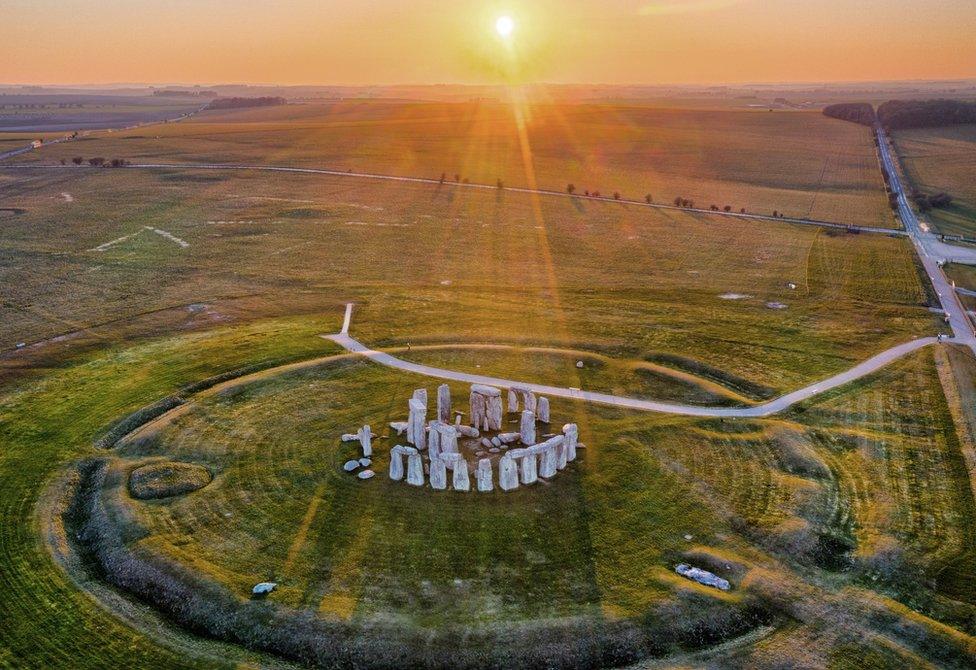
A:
[497, 432, 520, 444]
[519, 451, 538, 485]
[358, 424, 373, 457]
[429, 457, 448, 490]
[412, 388, 428, 407]
[470, 384, 502, 431]
[428, 422, 442, 460]
[451, 456, 471, 491]
[537, 397, 550, 424]
[499, 455, 520, 491]
[406, 449, 424, 486]
[556, 439, 569, 470]
[519, 410, 536, 445]
[437, 384, 451, 422]
[538, 437, 561, 478]
[562, 423, 578, 462]
[408, 398, 427, 450]
[524, 391, 537, 413]
[470, 391, 486, 430]
[389, 445, 406, 481]
[486, 394, 503, 431]
[476, 458, 494, 492]
[432, 422, 458, 460]
[507, 388, 519, 413]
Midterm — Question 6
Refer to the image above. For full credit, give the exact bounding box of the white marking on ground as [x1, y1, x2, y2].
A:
[719, 293, 752, 300]
[144, 226, 189, 248]
[341, 303, 353, 335]
[60, 192, 73, 202]
[89, 230, 142, 252]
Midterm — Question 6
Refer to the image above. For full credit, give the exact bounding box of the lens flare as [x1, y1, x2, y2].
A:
[495, 15, 514, 38]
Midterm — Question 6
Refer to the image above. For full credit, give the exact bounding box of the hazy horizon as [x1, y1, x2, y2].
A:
[3, 1, 975, 87]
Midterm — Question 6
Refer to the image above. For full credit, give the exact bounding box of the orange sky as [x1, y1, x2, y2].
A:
[1, 0, 974, 86]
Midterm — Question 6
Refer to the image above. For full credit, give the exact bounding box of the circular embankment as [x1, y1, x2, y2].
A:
[51, 353, 774, 669]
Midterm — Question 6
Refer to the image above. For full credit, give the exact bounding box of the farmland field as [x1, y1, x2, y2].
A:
[891, 124, 976, 237]
[7, 101, 895, 227]
[1, 99, 974, 670]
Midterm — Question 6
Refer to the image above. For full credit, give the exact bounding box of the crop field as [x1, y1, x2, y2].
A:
[0, 167, 934, 394]
[0, 94, 202, 133]
[892, 124, 976, 236]
[7, 101, 894, 227]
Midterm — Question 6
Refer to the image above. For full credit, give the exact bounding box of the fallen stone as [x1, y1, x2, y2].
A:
[340, 433, 359, 442]
[490, 436, 502, 447]
[359, 458, 372, 467]
[343, 460, 360, 472]
[675, 564, 730, 591]
[357, 469, 375, 480]
[252, 582, 277, 596]
[489, 447, 500, 454]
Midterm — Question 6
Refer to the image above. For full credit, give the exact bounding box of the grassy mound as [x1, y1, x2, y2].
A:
[128, 461, 212, 499]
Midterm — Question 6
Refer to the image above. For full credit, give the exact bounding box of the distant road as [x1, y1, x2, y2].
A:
[0, 104, 207, 163]
[875, 125, 976, 352]
[0, 161, 907, 235]
[324, 305, 938, 418]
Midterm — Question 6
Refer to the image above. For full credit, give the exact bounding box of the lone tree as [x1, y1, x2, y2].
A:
[497, 179, 504, 189]
[613, 192, 620, 200]
[440, 172, 446, 183]
[567, 184, 575, 195]
[72, 157, 83, 165]
[724, 205, 732, 212]
[645, 194, 652, 204]
[88, 157, 105, 167]
[674, 196, 682, 207]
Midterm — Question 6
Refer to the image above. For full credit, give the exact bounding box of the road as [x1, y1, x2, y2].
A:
[0, 104, 207, 163]
[324, 306, 938, 418]
[0, 162, 906, 236]
[875, 125, 976, 351]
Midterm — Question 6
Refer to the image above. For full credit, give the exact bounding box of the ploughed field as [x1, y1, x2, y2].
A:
[7, 100, 894, 227]
[0, 168, 934, 395]
[891, 123, 976, 237]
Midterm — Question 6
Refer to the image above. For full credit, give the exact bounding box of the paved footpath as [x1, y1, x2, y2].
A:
[325, 305, 938, 418]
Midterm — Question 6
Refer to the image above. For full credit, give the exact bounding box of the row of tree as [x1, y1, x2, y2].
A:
[205, 96, 286, 110]
[823, 99, 976, 130]
[67, 156, 129, 167]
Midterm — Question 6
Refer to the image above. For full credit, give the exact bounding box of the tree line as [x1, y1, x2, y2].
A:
[823, 99, 976, 130]
[205, 96, 286, 111]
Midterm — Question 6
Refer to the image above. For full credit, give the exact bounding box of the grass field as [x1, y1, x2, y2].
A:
[891, 124, 976, 237]
[0, 167, 935, 396]
[2, 99, 975, 668]
[6, 100, 894, 227]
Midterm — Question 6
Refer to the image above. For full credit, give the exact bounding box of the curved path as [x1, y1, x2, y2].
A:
[0, 162, 905, 236]
[325, 305, 938, 418]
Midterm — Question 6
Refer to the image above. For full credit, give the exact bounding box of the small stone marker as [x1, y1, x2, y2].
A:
[357, 469, 375, 480]
[252, 582, 277, 596]
[343, 460, 360, 472]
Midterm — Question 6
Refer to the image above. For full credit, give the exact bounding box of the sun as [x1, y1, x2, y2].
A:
[495, 15, 515, 39]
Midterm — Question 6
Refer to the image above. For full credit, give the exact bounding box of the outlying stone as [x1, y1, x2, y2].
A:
[252, 582, 277, 596]
[357, 469, 375, 480]
[358, 457, 371, 467]
[340, 433, 359, 442]
[675, 564, 730, 591]
[343, 460, 360, 472]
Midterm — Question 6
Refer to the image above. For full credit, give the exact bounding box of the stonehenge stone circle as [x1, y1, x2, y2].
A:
[377, 385, 584, 493]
